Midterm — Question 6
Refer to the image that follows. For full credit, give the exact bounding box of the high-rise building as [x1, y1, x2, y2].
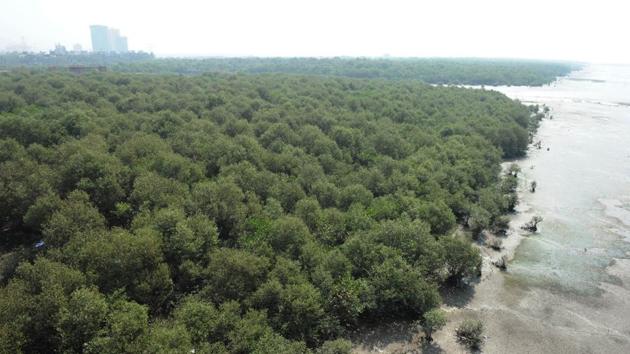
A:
[90, 25, 129, 53]
[108, 28, 120, 51]
[118, 37, 128, 52]
[90, 25, 110, 52]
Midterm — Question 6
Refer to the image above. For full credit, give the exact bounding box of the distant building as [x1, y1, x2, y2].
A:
[108, 28, 120, 51]
[90, 25, 129, 53]
[118, 37, 128, 52]
[72, 43, 83, 53]
[52, 44, 67, 55]
[90, 25, 110, 52]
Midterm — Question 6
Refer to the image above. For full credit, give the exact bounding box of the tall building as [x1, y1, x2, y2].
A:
[90, 25, 110, 52]
[108, 28, 120, 51]
[90, 25, 129, 53]
[117, 37, 128, 52]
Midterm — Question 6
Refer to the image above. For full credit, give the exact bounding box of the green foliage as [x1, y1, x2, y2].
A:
[61, 228, 173, 312]
[145, 321, 193, 354]
[85, 297, 150, 353]
[267, 216, 313, 258]
[0, 92, 25, 112]
[56, 136, 129, 215]
[58, 287, 109, 353]
[413, 201, 456, 235]
[0, 142, 55, 225]
[421, 308, 447, 340]
[0, 69, 542, 352]
[248, 258, 335, 346]
[0, 51, 153, 68]
[201, 248, 270, 303]
[173, 296, 227, 346]
[440, 237, 482, 283]
[456, 318, 484, 349]
[370, 255, 441, 316]
[174, 296, 309, 353]
[191, 178, 247, 239]
[316, 338, 353, 354]
[41, 190, 106, 247]
[110, 57, 576, 86]
[0, 258, 87, 353]
[130, 171, 189, 210]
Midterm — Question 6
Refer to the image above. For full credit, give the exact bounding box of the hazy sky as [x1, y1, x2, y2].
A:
[1, 0, 629, 63]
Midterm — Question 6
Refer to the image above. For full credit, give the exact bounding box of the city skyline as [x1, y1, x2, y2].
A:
[1, 0, 630, 64]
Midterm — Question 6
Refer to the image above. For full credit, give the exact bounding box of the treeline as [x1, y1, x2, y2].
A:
[1, 55, 576, 86]
[0, 51, 154, 68]
[115, 57, 576, 86]
[0, 70, 533, 352]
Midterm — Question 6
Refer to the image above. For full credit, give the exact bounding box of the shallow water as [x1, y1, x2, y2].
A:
[481, 64, 630, 352]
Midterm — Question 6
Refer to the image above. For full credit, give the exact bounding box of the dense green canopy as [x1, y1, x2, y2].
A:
[0, 52, 153, 68]
[0, 69, 538, 352]
[113, 57, 575, 86]
[1, 54, 576, 86]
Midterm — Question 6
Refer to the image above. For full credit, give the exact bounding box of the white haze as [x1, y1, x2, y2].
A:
[1, 0, 629, 64]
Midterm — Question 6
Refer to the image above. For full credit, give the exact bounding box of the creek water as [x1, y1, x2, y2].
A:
[453, 64, 630, 353]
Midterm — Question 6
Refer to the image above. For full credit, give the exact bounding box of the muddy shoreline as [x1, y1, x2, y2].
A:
[351, 167, 535, 353]
[353, 64, 630, 353]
